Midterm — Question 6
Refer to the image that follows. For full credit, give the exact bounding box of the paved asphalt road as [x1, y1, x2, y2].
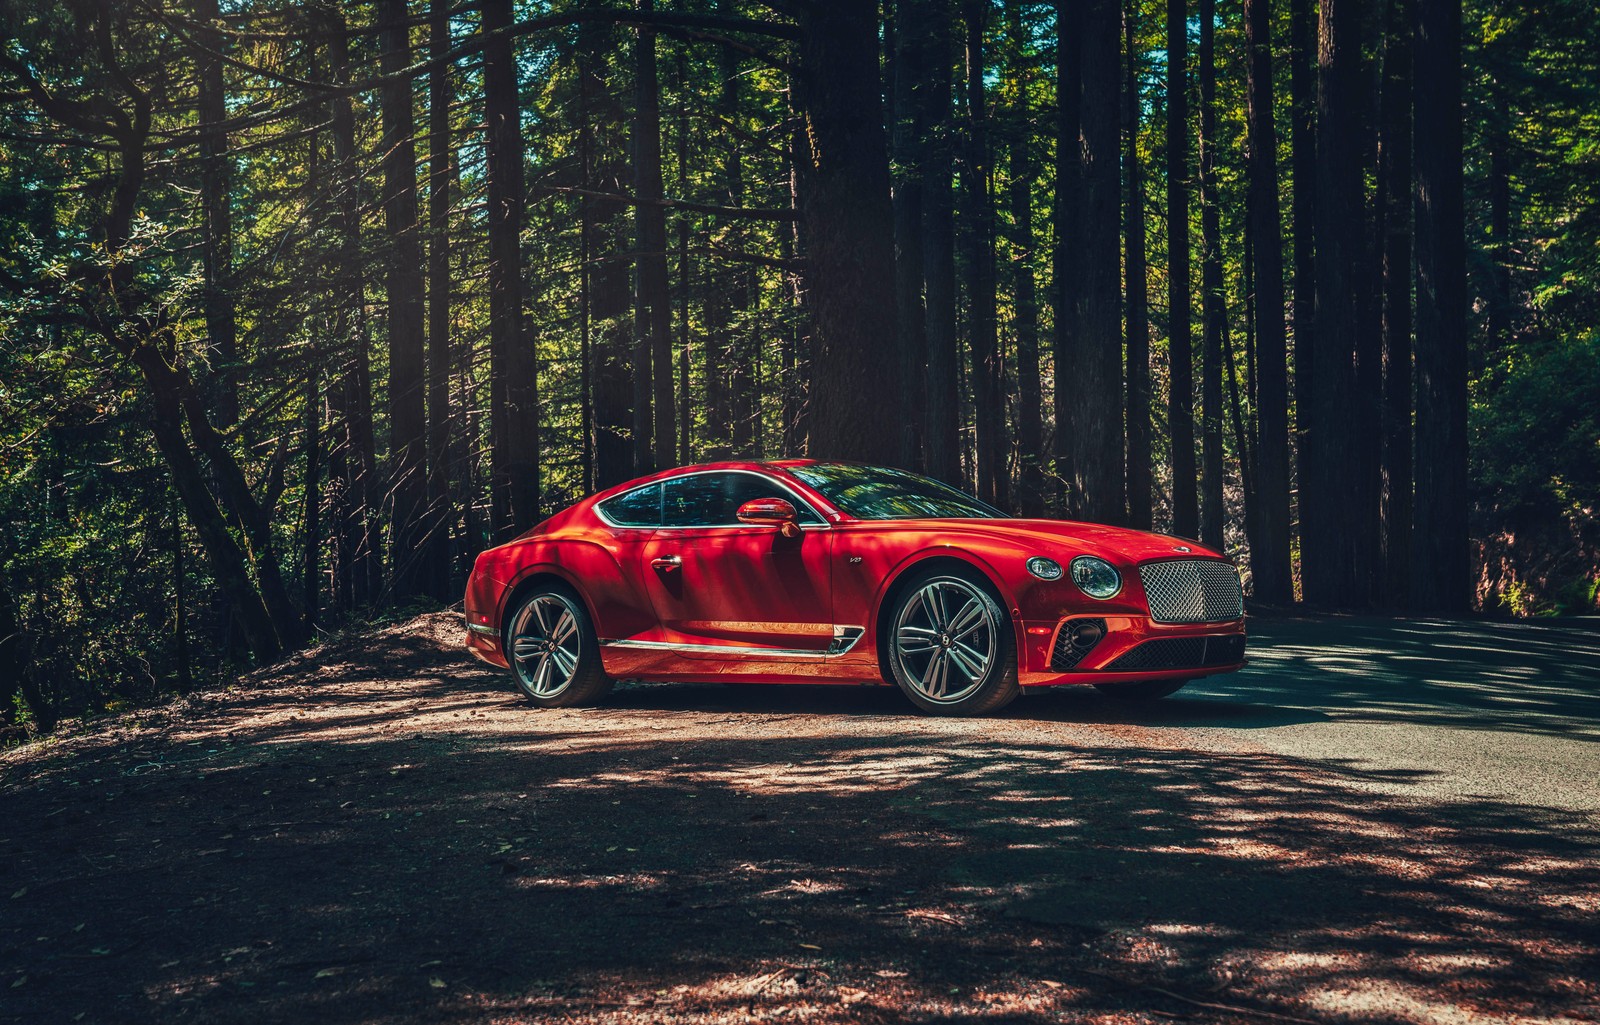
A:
[1163, 615, 1600, 812]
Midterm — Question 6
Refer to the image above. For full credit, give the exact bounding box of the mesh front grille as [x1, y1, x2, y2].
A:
[1105, 634, 1247, 671]
[1139, 560, 1244, 623]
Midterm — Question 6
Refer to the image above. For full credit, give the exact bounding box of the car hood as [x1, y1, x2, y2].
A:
[902, 518, 1227, 565]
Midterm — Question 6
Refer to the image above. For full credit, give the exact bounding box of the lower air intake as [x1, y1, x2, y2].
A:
[1104, 634, 1246, 671]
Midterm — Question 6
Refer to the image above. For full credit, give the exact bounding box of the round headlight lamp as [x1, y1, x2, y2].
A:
[1026, 557, 1063, 580]
[1069, 556, 1122, 599]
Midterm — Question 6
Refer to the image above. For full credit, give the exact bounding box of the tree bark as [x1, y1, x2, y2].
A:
[193, 0, 238, 429]
[793, 2, 901, 464]
[1378, 0, 1413, 608]
[1005, 0, 1044, 516]
[482, 0, 540, 534]
[1124, 0, 1151, 530]
[920, 2, 960, 483]
[1289, 0, 1316, 587]
[633, 0, 675, 472]
[324, 12, 382, 610]
[962, 0, 1004, 506]
[1244, 0, 1293, 602]
[1411, 0, 1470, 613]
[1306, 0, 1372, 605]
[581, 21, 635, 489]
[378, 0, 430, 595]
[1166, 0, 1197, 539]
[1197, 0, 1224, 550]
[1054, 0, 1083, 514]
[892, 0, 929, 470]
[426, 0, 453, 593]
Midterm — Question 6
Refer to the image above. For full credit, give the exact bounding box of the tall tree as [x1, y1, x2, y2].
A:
[794, 2, 902, 463]
[482, 0, 539, 534]
[192, 0, 237, 428]
[1289, 0, 1316, 578]
[1197, 0, 1225, 550]
[892, 0, 929, 470]
[1165, 0, 1198, 539]
[377, 0, 430, 597]
[1124, 0, 1152, 530]
[962, 0, 1004, 506]
[323, 9, 382, 610]
[1243, 0, 1293, 602]
[633, 0, 674, 471]
[1054, 0, 1083, 514]
[1377, 0, 1413, 606]
[425, 0, 454, 597]
[1412, 0, 1469, 612]
[1306, 0, 1373, 605]
[920, 3, 960, 483]
[1005, 0, 1045, 516]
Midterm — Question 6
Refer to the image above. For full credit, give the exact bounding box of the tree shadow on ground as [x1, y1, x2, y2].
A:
[2, 613, 1596, 1024]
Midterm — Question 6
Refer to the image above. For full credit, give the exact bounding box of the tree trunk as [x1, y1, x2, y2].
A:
[1124, 0, 1151, 530]
[301, 365, 322, 634]
[1054, 0, 1083, 514]
[1166, 0, 1197, 539]
[892, 0, 929, 470]
[426, 0, 453, 593]
[482, 0, 540, 534]
[1197, 0, 1224, 550]
[962, 0, 1004, 506]
[378, 0, 430, 595]
[1243, 0, 1293, 602]
[1006, 0, 1044, 516]
[633, 0, 675, 472]
[793, 2, 901, 464]
[1378, 0, 1413, 608]
[1306, 0, 1371, 605]
[675, 49, 694, 466]
[582, 22, 637, 489]
[0, 572, 55, 733]
[1289, 0, 1315, 590]
[192, 0, 238, 429]
[324, 13, 382, 610]
[919, 2, 960, 483]
[1411, 0, 1470, 613]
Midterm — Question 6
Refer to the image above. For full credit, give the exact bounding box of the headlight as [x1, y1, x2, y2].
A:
[1026, 556, 1063, 580]
[1070, 556, 1122, 599]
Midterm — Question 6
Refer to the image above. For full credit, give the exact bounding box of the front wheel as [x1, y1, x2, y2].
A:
[885, 569, 1019, 716]
[1093, 678, 1189, 701]
[504, 587, 613, 708]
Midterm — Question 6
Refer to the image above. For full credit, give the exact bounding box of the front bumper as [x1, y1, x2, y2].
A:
[1017, 614, 1246, 686]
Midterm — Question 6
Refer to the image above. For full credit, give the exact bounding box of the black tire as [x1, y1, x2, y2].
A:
[503, 584, 614, 708]
[883, 566, 1020, 716]
[1093, 678, 1189, 701]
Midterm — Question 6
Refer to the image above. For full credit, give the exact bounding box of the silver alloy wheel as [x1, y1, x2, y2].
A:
[894, 576, 998, 704]
[510, 593, 583, 698]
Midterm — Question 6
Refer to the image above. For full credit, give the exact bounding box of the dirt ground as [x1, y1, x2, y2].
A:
[3, 612, 1597, 1025]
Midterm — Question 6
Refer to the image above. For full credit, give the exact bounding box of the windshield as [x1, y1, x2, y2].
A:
[786, 463, 1006, 520]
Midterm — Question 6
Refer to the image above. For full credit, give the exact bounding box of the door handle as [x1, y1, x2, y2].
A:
[650, 555, 682, 571]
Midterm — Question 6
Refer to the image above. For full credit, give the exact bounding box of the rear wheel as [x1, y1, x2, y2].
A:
[1094, 678, 1189, 701]
[504, 586, 613, 708]
[885, 568, 1019, 716]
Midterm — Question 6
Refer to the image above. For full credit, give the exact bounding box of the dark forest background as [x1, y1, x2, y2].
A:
[2, 0, 1597, 733]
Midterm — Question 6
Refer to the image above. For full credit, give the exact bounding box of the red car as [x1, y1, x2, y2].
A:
[464, 461, 1246, 715]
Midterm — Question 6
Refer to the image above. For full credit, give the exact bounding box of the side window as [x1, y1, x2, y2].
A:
[596, 483, 661, 527]
[662, 473, 824, 527]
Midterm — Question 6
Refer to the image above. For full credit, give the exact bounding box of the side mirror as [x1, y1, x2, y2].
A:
[737, 497, 802, 538]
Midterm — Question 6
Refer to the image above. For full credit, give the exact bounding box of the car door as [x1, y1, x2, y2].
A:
[639, 470, 833, 658]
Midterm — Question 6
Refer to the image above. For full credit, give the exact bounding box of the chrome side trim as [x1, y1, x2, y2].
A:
[828, 626, 866, 655]
[467, 622, 499, 637]
[601, 638, 825, 659]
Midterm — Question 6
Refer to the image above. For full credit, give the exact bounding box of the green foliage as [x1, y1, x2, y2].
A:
[1472, 333, 1600, 517]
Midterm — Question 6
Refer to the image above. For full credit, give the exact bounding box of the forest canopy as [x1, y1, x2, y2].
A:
[1, 0, 1597, 734]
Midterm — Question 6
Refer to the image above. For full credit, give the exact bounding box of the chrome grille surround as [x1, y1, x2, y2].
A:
[1138, 560, 1244, 623]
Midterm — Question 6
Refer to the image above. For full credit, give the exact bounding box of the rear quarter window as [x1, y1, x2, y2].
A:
[596, 483, 661, 527]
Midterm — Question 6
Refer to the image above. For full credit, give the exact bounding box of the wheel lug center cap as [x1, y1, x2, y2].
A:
[940, 634, 951, 648]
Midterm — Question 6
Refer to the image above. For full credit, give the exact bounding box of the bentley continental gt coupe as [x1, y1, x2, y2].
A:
[464, 461, 1246, 715]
